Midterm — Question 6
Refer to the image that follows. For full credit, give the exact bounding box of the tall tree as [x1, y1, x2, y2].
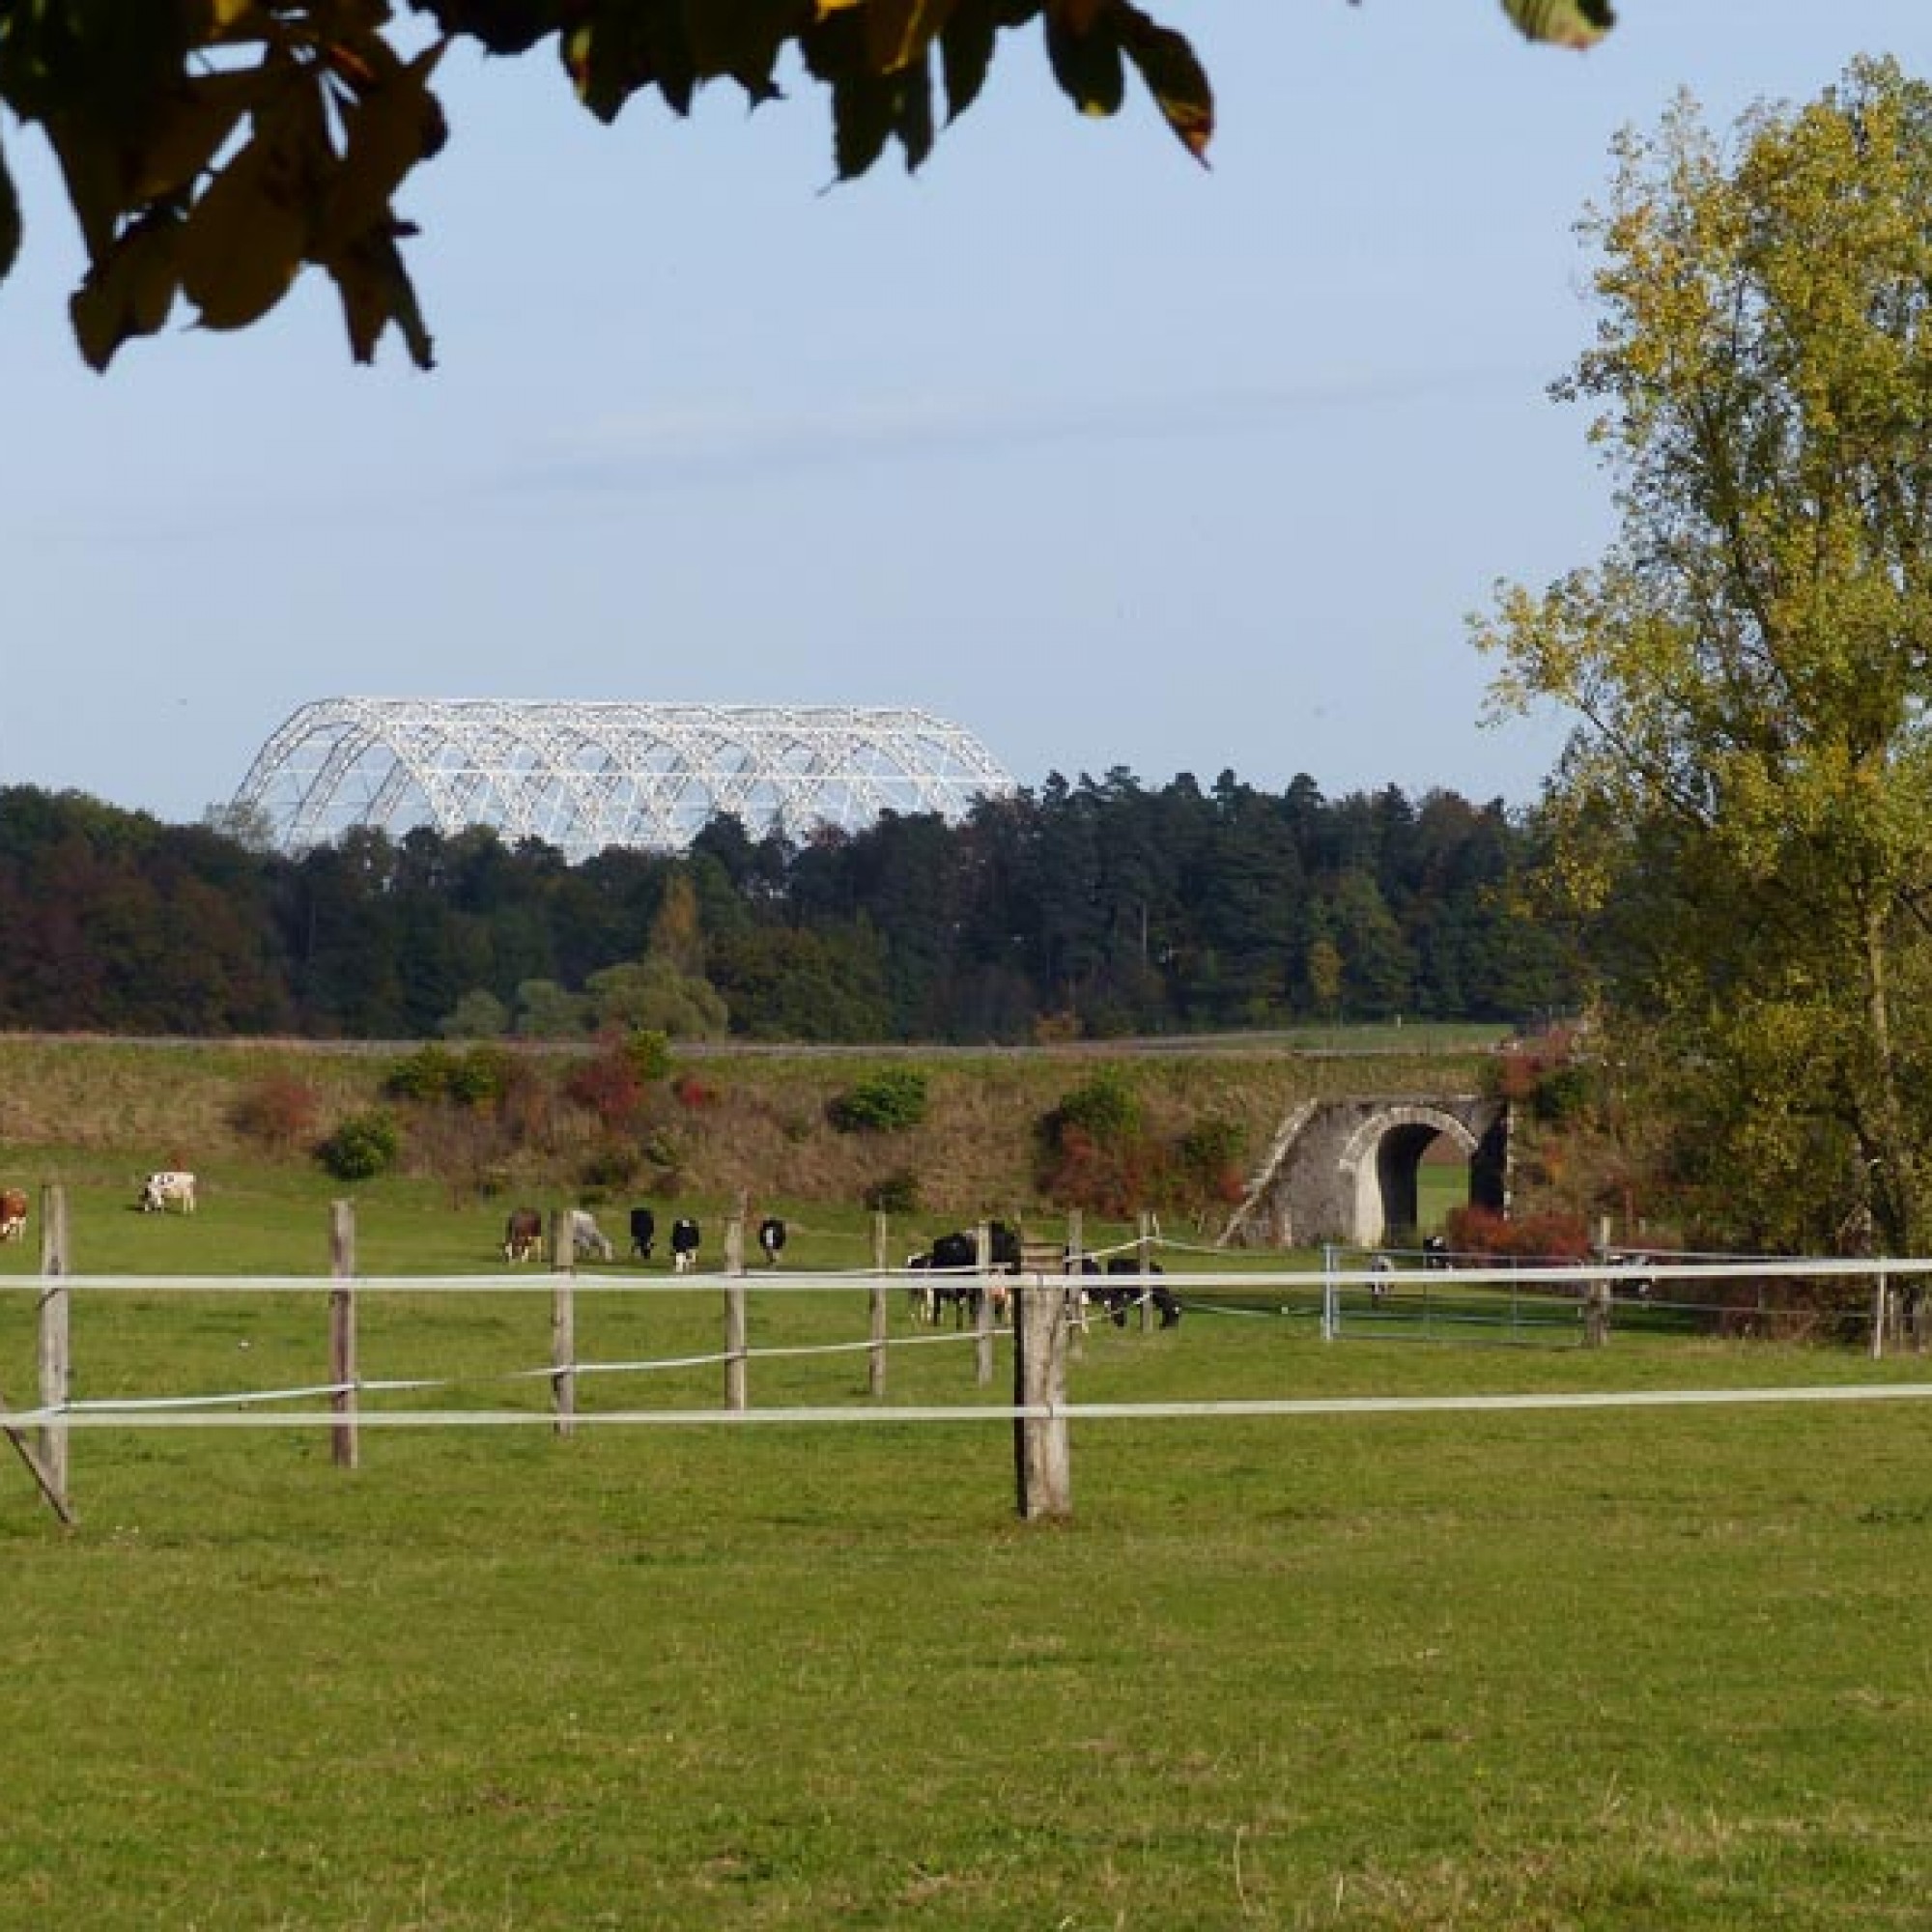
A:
[1476, 58, 1932, 1253]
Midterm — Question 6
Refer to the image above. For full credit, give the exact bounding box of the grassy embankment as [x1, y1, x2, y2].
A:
[0, 1026, 1505, 1234]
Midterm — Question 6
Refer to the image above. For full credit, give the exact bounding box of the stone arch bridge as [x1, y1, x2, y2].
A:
[1220, 1096, 1509, 1250]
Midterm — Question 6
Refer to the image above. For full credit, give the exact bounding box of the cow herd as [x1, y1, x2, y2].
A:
[11, 1173, 1181, 1340]
[903, 1221, 1181, 1331]
[498, 1205, 758, 1272]
[487, 1204, 1181, 1330]
[0, 1169, 198, 1244]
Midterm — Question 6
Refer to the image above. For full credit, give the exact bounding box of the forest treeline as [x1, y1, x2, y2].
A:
[0, 769, 1577, 1041]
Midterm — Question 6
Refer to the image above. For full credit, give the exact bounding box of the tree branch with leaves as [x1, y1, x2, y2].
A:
[0, 0, 1613, 370]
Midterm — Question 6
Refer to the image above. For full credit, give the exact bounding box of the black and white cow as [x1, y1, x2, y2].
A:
[670, 1217, 701, 1273]
[906, 1223, 1020, 1326]
[757, 1216, 786, 1266]
[1104, 1255, 1180, 1328]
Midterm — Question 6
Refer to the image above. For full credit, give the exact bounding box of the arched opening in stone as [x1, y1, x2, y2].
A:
[1375, 1121, 1456, 1245]
[1414, 1129, 1471, 1234]
[1343, 1105, 1508, 1248]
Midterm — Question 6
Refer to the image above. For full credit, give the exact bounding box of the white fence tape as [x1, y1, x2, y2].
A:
[12, 1382, 1932, 1431]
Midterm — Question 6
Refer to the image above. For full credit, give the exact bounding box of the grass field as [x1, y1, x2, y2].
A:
[3, 1168, 1931, 1928]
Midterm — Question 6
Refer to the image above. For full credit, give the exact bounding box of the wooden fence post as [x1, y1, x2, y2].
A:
[36, 1181, 71, 1514]
[868, 1212, 889, 1399]
[548, 1207, 576, 1439]
[1065, 1209, 1086, 1361]
[724, 1208, 748, 1411]
[975, 1216, 995, 1385]
[1872, 1271, 1889, 1362]
[328, 1199, 358, 1469]
[1012, 1237, 1072, 1520]
[1582, 1274, 1611, 1350]
[1138, 1210, 1155, 1332]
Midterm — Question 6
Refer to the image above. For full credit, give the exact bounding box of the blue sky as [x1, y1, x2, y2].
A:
[1, 2, 1925, 828]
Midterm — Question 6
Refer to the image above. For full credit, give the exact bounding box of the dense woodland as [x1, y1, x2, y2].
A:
[0, 772, 1577, 1042]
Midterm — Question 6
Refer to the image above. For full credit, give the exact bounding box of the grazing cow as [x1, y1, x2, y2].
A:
[138, 1170, 196, 1214]
[1104, 1255, 1180, 1328]
[1369, 1252, 1395, 1304]
[757, 1216, 786, 1266]
[670, 1217, 701, 1273]
[1065, 1250, 1103, 1330]
[628, 1206, 657, 1261]
[923, 1229, 982, 1327]
[906, 1224, 1020, 1326]
[0, 1187, 26, 1242]
[904, 1251, 938, 1323]
[502, 1207, 543, 1264]
[570, 1208, 614, 1263]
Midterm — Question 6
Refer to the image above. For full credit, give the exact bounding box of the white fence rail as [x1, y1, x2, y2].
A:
[8, 1186, 1932, 1525]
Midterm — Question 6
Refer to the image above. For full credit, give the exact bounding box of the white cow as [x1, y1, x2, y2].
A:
[138, 1170, 197, 1214]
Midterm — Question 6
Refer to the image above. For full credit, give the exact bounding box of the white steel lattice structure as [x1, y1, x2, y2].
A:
[232, 698, 1015, 863]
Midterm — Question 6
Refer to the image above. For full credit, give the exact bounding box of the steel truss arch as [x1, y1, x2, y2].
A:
[232, 698, 1015, 862]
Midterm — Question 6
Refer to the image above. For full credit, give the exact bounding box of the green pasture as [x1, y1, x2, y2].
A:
[2, 1171, 1931, 1927]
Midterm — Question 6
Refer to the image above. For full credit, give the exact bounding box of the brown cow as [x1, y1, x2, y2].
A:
[501, 1208, 542, 1263]
[0, 1188, 26, 1242]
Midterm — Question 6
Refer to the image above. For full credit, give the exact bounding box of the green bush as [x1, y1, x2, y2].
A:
[1050, 1070, 1143, 1149]
[828, 1066, 929, 1134]
[386, 1042, 518, 1110]
[862, 1169, 922, 1215]
[384, 1044, 459, 1103]
[315, 1110, 401, 1181]
[640, 1126, 687, 1186]
[1176, 1115, 1249, 1206]
[579, 1142, 639, 1193]
[1036, 1070, 1155, 1216]
[447, 1044, 517, 1108]
[621, 1029, 672, 1084]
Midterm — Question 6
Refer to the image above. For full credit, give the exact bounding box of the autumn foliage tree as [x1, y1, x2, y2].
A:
[1477, 58, 1932, 1256]
[0, 0, 1613, 371]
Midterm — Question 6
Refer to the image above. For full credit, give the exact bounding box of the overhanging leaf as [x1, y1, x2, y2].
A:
[1045, 0, 1122, 119]
[831, 69, 896, 176]
[414, 0, 564, 58]
[0, 132, 19, 285]
[176, 74, 325, 329]
[565, 0, 696, 123]
[326, 222, 434, 368]
[1499, 0, 1615, 49]
[862, 0, 954, 75]
[680, 0, 802, 93]
[1117, 4, 1209, 162]
[44, 111, 126, 259]
[938, 0, 995, 121]
[321, 43, 447, 253]
[895, 51, 934, 167]
[69, 206, 182, 370]
[130, 67, 264, 201]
